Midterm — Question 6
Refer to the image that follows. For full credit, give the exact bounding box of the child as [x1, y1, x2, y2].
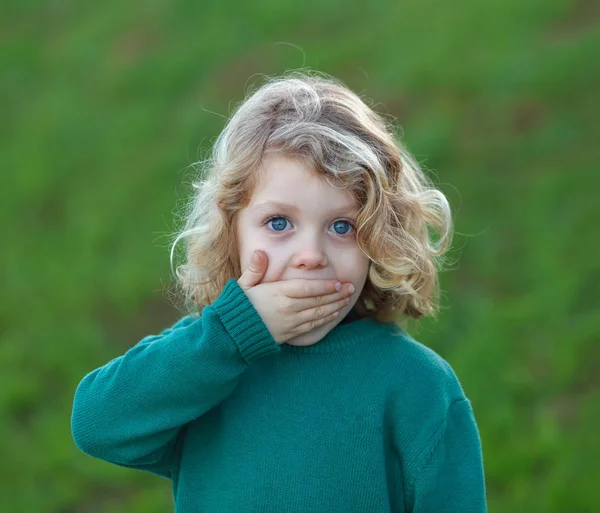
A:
[71, 72, 487, 512]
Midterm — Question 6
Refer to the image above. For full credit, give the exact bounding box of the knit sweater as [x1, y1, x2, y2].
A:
[71, 279, 487, 512]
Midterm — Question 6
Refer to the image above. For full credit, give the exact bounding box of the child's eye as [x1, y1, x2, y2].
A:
[264, 216, 354, 235]
[266, 216, 291, 231]
[329, 220, 354, 235]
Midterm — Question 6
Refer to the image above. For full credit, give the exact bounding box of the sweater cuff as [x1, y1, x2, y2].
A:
[212, 279, 281, 363]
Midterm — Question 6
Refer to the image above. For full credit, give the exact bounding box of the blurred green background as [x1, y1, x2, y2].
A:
[2, 0, 599, 511]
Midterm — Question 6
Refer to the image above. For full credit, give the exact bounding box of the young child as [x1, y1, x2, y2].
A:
[71, 72, 487, 512]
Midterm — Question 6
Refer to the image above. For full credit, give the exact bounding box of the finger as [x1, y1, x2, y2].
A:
[296, 296, 350, 327]
[237, 250, 268, 291]
[290, 283, 355, 312]
[283, 279, 342, 298]
[294, 307, 343, 334]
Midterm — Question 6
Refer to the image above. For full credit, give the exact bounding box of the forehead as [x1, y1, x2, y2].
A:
[250, 154, 358, 211]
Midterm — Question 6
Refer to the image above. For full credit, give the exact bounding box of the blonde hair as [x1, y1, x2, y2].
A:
[169, 71, 453, 324]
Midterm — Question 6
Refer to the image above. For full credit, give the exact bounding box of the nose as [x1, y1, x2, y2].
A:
[291, 236, 328, 270]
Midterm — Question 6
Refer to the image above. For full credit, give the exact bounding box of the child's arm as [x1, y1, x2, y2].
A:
[71, 279, 280, 479]
[407, 398, 487, 512]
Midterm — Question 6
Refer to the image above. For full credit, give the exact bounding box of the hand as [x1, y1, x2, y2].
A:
[237, 250, 355, 345]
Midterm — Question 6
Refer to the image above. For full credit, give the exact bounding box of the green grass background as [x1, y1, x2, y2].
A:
[2, 0, 599, 511]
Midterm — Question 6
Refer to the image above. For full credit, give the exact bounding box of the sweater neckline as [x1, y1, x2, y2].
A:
[279, 316, 403, 354]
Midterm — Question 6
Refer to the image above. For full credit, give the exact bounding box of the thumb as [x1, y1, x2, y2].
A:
[237, 250, 268, 291]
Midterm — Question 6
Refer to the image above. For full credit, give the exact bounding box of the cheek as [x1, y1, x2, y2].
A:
[235, 217, 255, 272]
[335, 247, 369, 277]
[238, 247, 251, 274]
[249, 242, 287, 283]
[333, 250, 370, 297]
[236, 225, 284, 281]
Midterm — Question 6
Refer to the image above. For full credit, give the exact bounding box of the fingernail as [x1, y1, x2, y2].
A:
[348, 284, 355, 293]
[251, 251, 259, 262]
[335, 282, 341, 291]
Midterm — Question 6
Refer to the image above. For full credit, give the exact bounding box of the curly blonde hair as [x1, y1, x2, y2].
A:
[169, 71, 453, 324]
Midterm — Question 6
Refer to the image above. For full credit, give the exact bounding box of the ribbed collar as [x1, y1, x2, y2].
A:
[279, 316, 404, 355]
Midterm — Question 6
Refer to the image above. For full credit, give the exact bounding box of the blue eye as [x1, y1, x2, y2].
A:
[265, 216, 354, 235]
[331, 220, 353, 235]
[267, 217, 290, 231]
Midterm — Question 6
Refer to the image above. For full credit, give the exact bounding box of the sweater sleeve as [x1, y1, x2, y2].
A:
[408, 398, 487, 513]
[71, 279, 280, 479]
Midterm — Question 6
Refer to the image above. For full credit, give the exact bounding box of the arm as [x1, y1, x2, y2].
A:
[70, 279, 280, 479]
[408, 398, 487, 513]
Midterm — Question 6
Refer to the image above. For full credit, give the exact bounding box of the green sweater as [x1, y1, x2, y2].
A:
[71, 279, 487, 512]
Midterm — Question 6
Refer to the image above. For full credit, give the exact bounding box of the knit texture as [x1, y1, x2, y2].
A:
[71, 279, 487, 512]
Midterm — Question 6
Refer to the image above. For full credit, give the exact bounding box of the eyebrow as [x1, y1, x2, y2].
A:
[252, 201, 358, 216]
